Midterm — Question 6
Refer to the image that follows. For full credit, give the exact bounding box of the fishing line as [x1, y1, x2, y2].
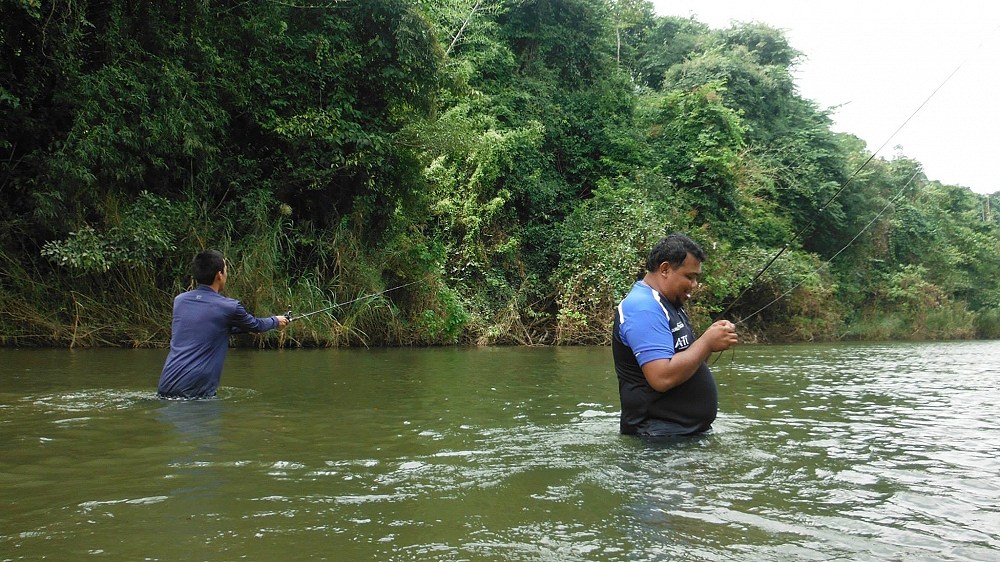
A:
[286, 279, 420, 323]
[738, 169, 921, 326]
[712, 169, 921, 366]
[716, 24, 999, 321]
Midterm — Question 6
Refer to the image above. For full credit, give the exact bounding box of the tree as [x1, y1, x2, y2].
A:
[639, 82, 745, 225]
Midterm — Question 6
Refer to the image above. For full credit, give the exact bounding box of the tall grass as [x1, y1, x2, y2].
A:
[4, 191, 992, 348]
[974, 308, 1000, 340]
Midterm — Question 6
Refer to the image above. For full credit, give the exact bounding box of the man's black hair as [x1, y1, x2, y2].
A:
[192, 249, 225, 285]
[645, 233, 705, 272]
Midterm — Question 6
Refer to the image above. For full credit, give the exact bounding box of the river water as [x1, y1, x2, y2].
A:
[1, 341, 998, 561]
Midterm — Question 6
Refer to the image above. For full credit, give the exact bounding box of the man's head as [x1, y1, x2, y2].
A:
[646, 233, 705, 272]
[192, 249, 227, 287]
[645, 233, 705, 305]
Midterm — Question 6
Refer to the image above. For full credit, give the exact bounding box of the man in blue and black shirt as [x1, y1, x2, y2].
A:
[157, 250, 288, 399]
[612, 233, 739, 436]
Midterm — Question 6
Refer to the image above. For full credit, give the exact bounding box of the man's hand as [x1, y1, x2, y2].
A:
[640, 320, 739, 392]
[704, 320, 738, 352]
[276, 315, 289, 328]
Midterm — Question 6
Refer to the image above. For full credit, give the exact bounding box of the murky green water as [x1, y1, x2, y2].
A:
[2, 341, 999, 561]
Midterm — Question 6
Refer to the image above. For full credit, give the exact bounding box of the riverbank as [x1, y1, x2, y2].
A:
[2, 305, 996, 349]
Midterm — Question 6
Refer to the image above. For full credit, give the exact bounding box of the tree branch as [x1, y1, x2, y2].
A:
[446, 0, 483, 57]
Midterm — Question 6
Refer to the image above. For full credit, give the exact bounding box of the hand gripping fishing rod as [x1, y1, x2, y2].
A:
[284, 280, 419, 323]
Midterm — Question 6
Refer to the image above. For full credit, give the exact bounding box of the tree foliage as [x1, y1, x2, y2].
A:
[1, 0, 997, 346]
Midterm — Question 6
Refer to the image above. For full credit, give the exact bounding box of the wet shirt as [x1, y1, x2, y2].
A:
[612, 281, 718, 436]
[157, 286, 279, 399]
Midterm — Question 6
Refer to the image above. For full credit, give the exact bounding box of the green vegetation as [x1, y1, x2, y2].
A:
[2, 0, 998, 347]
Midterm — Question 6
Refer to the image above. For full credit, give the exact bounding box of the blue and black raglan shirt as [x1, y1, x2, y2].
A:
[157, 285, 281, 399]
[612, 280, 718, 436]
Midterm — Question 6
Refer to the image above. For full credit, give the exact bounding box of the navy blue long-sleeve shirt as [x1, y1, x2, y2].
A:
[157, 285, 280, 399]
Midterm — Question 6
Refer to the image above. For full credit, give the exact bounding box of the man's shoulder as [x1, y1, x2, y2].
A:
[618, 285, 671, 331]
[176, 287, 239, 307]
[620, 283, 663, 312]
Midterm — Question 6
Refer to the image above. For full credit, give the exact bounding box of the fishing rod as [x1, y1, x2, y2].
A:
[285, 280, 420, 323]
[712, 169, 920, 366]
[712, 169, 921, 366]
[715, 27, 996, 322]
[739, 169, 922, 326]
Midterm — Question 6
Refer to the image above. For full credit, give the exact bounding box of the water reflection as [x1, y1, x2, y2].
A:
[156, 399, 224, 451]
[1, 343, 999, 561]
[655, 341, 1000, 561]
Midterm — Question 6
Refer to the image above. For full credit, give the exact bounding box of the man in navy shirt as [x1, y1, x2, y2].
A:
[157, 250, 288, 399]
[612, 233, 739, 436]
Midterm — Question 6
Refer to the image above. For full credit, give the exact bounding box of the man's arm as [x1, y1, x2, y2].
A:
[231, 302, 289, 333]
[640, 320, 738, 392]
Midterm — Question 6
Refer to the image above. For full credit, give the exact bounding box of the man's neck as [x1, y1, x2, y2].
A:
[643, 273, 679, 308]
[642, 273, 664, 296]
[199, 283, 221, 293]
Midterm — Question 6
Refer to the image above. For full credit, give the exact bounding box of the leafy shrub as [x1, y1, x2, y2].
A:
[41, 192, 194, 273]
[554, 178, 665, 344]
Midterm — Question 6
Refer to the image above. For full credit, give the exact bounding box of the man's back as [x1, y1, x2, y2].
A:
[157, 286, 239, 399]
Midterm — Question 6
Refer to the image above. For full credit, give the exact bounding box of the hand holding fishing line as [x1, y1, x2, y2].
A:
[704, 319, 739, 352]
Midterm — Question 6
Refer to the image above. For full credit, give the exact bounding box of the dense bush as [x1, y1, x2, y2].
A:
[1, 0, 996, 347]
